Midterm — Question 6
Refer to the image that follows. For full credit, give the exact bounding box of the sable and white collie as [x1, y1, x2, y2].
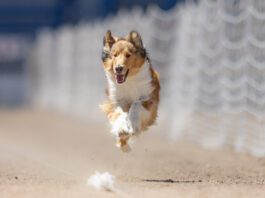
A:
[100, 30, 160, 152]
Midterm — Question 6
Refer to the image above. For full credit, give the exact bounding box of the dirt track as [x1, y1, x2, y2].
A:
[0, 110, 265, 198]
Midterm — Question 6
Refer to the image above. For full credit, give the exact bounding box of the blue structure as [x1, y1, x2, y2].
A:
[0, 0, 182, 33]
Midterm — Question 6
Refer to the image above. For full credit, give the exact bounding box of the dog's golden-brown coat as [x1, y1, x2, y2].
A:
[100, 30, 160, 151]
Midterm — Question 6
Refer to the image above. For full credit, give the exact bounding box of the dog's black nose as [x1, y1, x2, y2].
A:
[115, 66, 123, 74]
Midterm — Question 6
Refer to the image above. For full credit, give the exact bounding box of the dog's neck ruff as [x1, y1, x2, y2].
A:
[106, 61, 153, 104]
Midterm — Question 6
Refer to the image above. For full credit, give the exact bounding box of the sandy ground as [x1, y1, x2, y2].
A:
[0, 110, 265, 198]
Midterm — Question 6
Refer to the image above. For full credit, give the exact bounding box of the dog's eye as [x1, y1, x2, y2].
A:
[125, 53, 131, 58]
[113, 53, 118, 57]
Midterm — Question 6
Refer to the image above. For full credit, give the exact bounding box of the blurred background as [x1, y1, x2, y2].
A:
[1, 0, 265, 157]
[0, 0, 181, 106]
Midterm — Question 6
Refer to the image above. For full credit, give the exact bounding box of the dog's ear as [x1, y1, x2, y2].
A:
[126, 31, 143, 48]
[102, 30, 115, 61]
[103, 30, 115, 50]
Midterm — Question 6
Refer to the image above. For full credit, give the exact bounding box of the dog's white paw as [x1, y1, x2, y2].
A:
[111, 113, 131, 136]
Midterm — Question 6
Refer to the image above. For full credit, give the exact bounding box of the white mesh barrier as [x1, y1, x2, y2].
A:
[28, 0, 265, 156]
[168, 0, 265, 157]
[29, 29, 55, 108]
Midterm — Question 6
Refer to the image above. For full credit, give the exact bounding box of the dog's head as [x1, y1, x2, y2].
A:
[102, 30, 147, 84]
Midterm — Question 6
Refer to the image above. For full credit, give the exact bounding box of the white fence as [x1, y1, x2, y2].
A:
[168, 0, 265, 157]
[28, 0, 265, 157]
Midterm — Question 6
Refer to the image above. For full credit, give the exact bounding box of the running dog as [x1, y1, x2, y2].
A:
[100, 30, 160, 152]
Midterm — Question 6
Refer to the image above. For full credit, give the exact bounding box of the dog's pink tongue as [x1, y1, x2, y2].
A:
[116, 75, 124, 84]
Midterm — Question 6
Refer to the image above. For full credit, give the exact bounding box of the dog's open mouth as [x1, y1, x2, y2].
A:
[115, 70, 129, 84]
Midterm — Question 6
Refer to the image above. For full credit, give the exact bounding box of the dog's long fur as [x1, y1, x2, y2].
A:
[100, 30, 160, 152]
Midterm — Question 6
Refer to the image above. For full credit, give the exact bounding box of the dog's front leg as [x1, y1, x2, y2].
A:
[109, 107, 132, 152]
[127, 101, 141, 134]
[110, 107, 131, 136]
[128, 100, 149, 135]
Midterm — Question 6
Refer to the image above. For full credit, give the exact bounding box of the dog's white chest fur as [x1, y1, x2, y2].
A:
[106, 62, 153, 103]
